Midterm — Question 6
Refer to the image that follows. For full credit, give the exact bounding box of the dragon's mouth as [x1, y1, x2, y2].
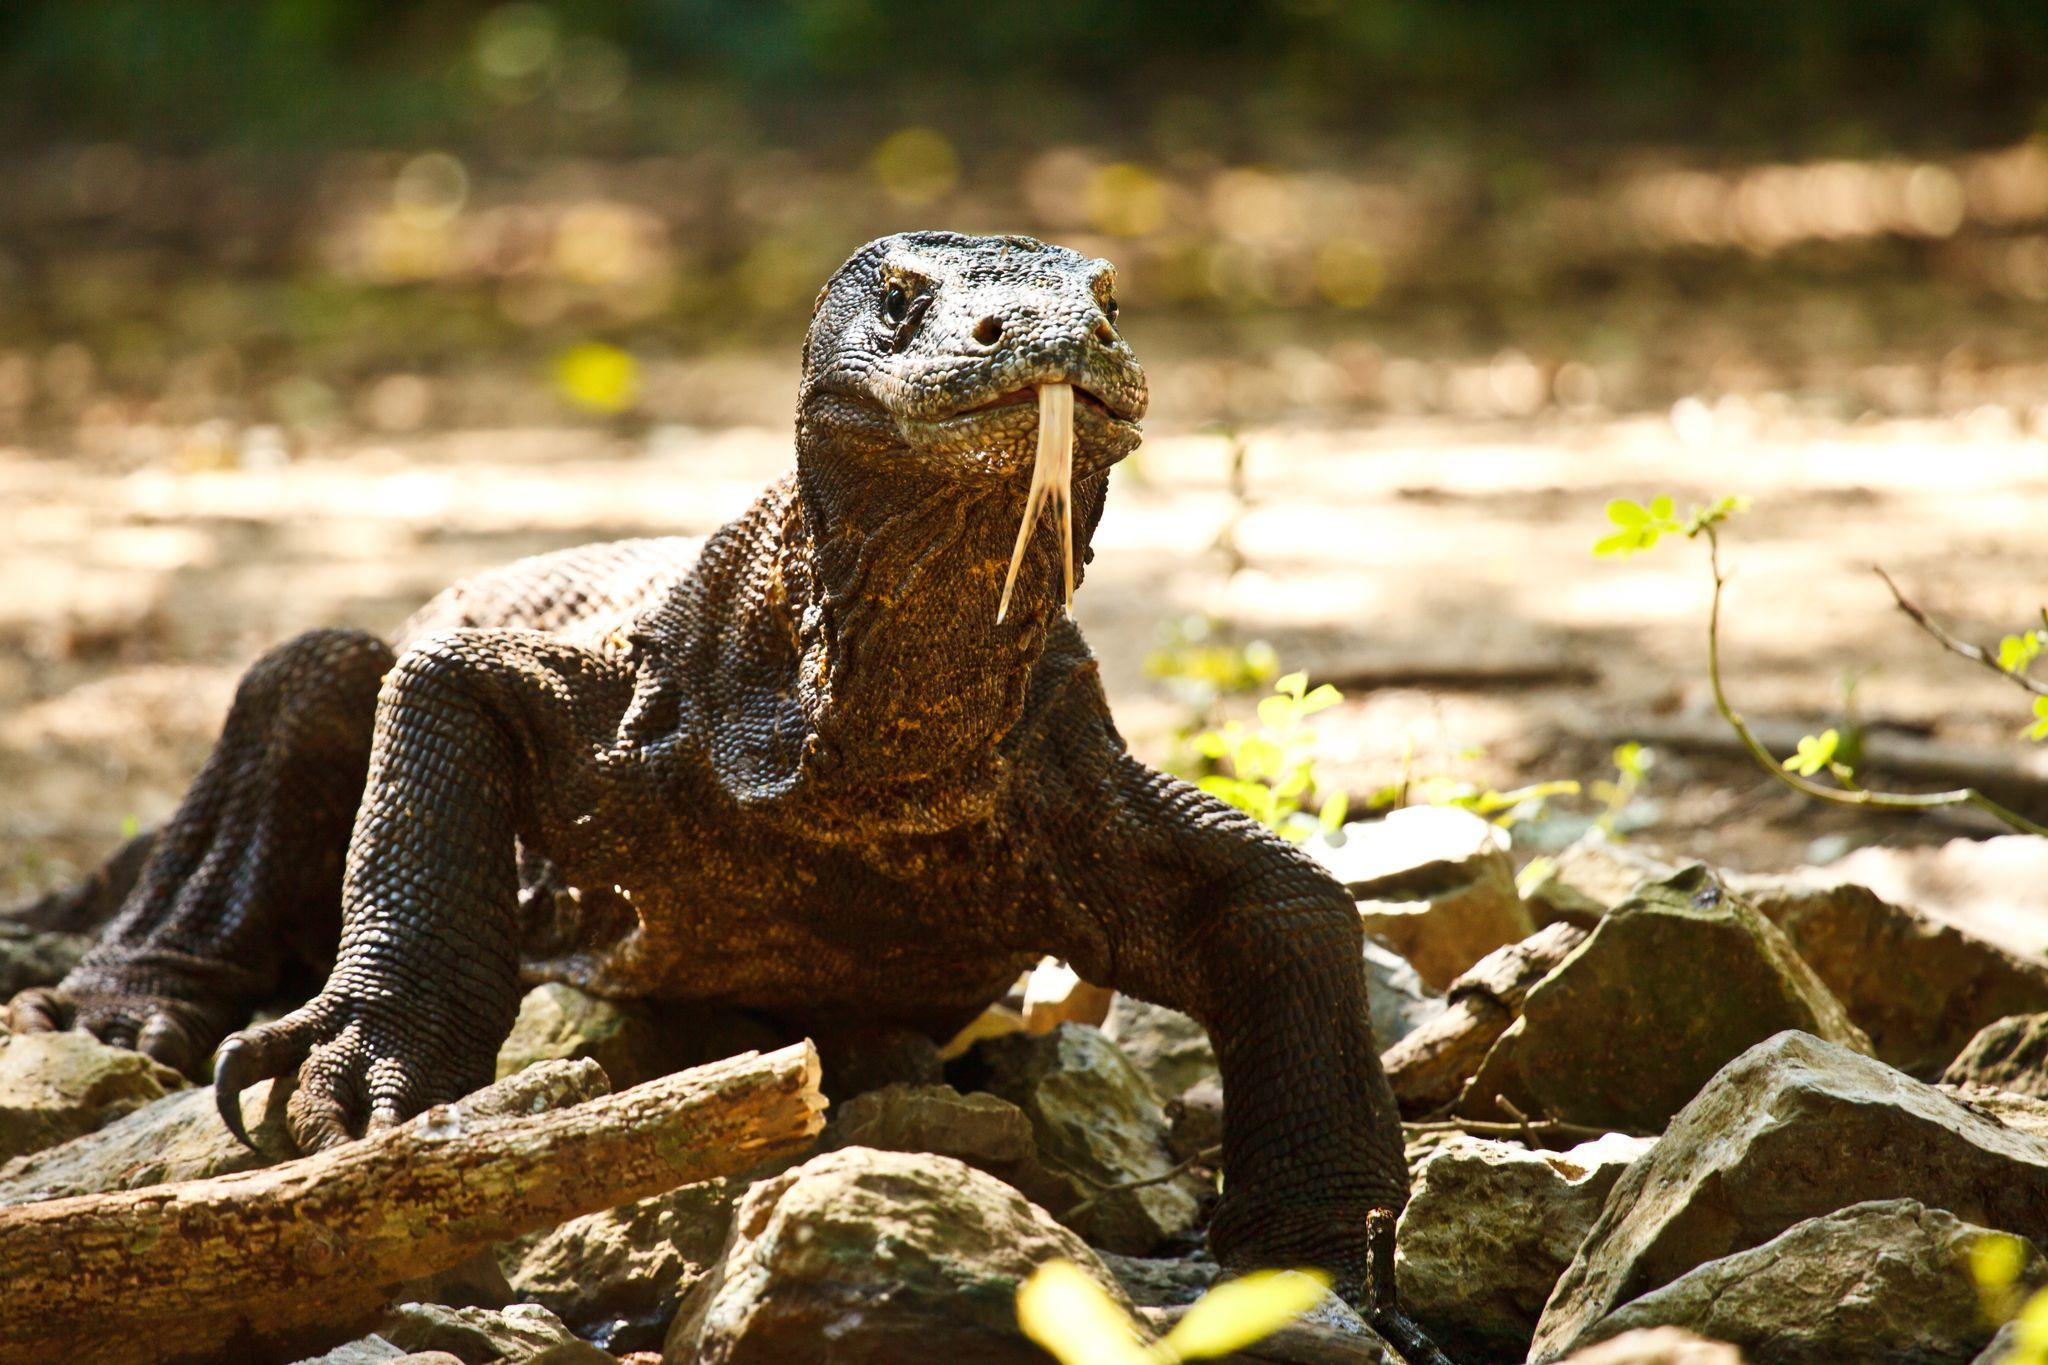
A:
[995, 382, 1076, 624]
[958, 383, 1119, 419]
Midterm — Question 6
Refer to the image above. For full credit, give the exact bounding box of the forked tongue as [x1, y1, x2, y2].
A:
[995, 381, 1075, 624]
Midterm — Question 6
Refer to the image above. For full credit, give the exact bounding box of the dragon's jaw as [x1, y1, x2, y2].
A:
[995, 381, 1076, 624]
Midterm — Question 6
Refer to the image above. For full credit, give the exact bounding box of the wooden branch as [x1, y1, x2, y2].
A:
[0, 1057, 611, 1206]
[1876, 566, 2048, 699]
[1381, 923, 1587, 1118]
[0, 1042, 826, 1365]
[1594, 716, 2048, 815]
[1311, 657, 1600, 694]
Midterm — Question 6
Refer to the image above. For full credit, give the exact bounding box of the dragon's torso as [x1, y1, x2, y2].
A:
[401, 520, 1049, 1026]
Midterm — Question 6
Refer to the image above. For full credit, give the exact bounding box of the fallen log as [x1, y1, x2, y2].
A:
[0, 1057, 610, 1206]
[0, 1041, 826, 1365]
[1382, 922, 1586, 1118]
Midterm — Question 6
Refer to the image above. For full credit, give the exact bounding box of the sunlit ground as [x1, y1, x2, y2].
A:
[6, 394, 2046, 898]
[5, 129, 2048, 896]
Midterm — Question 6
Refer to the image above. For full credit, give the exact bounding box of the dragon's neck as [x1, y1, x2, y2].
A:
[778, 451, 1108, 813]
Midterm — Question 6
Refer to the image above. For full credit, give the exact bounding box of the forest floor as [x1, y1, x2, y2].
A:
[6, 378, 2045, 901]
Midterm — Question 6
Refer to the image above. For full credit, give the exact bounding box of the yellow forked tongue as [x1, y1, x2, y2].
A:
[996, 381, 1075, 624]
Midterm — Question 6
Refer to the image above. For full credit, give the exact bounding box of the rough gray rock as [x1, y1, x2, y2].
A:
[1532, 1030, 2048, 1360]
[1365, 940, 1447, 1048]
[1102, 994, 1217, 1100]
[1806, 834, 2048, 964]
[1100, 1251, 1220, 1308]
[289, 1335, 409, 1364]
[0, 924, 91, 1000]
[1519, 834, 1679, 931]
[1946, 1012, 2048, 1100]
[666, 1147, 1133, 1364]
[494, 981, 779, 1089]
[499, 1175, 748, 1353]
[1740, 878, 2048, 1077]
[1398, 1133, 1652, 1362]
[967, 1024, 1203, 1251]
[1099, 942, 1438, 1108]
[1460, 866, 1869, 1131]
[1977, 1323, 2023, 1364]
[1553, 1328, 1742, 1364]
[1573, 1200, 2042, 1364]
[1315, 807, 1535, 990]
[0, 1030, 186, 1160]
[819, 1081, 1073, 1212]
[373, 1302, 611, 1364]
[1165, 1076, 1223, 1161]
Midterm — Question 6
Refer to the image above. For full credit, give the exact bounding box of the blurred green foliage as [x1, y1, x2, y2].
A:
[3, 1, 2047, 152]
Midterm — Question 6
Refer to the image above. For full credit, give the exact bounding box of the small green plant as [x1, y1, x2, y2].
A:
[1364, 739, 1582, 829]
[1017, 1258, 1330, 1365]
[1590, 740, 1656, 834]
[1593, 493, 2047, 836]
[1146, 616, 1281, 708]
[1185, 672, 1349, 840]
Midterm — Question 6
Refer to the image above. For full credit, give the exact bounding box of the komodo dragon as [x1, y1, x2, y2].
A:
[6, 232, 1445, 1360]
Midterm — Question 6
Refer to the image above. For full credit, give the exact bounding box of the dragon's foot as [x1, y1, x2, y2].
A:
[7, 971, 242, 1076]
[215, 992, 499, 1154]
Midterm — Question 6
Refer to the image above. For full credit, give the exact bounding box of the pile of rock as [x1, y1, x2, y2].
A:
[2, 819, 2046, 1364]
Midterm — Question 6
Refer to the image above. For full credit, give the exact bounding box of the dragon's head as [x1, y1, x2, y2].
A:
[798, 232, 1148, 619]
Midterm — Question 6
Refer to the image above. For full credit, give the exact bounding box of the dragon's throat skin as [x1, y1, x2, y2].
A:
[10, 231, 1431, 1345]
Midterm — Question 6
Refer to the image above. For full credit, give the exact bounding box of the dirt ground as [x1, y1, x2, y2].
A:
[6, 378, 2046, 904]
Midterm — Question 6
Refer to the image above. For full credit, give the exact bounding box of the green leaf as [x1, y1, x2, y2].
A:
[1319, 788, 1349, 832]
[1606, 498, 1650, 527]
[554, 342, 640, 413]
[1256, 694, 1298, 730]
[1016, 1261, 1152, 1365]
[1156, 1269, 1331, 1361]
[1298, 683, 1343, 716]
[1648, 494, 1675, 521]
[1275, 671, 1308, 701]
[1684, 494, 1751, 535]
[2028, 697, 2048, 743]
[1782, 729, 1840, 776]
[2015, 1283, 2048, 1363]
[2000, 632, 2045, 674]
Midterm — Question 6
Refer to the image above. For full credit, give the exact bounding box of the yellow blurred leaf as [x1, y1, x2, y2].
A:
[872, 128, 960, 207]
[555, 342, 639, 413]
[1976, 1233, 2029, 1293]
[1086, 163, 1167, 237]
[1016, 1260, 1151, 1365]
[1158, 1269, 1330, 1360]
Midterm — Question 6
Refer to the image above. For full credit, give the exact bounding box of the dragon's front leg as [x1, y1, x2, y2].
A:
[1025, 747, 1450, 1361]
[214, 626, 639, 1153]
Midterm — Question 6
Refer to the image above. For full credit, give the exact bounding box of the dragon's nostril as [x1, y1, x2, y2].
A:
[1092, 316, 1117, 346]
[973, 316, 1004, 347]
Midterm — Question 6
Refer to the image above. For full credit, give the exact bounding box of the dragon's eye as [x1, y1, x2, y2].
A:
[883, 282, 910, 325]
[1103, 295, 1119, 324]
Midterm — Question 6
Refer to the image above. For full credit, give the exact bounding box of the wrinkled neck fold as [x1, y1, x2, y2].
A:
[780, 437, 1107, 799]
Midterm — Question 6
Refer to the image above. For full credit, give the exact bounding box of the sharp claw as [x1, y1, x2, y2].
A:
[214, 1036, 261, 1151]
[136, 1013, 190, 1073]
[7, 991, 60, 1033]
[1364, 1207, 1459, 1365]
[1370, 1308, 1458, 1365]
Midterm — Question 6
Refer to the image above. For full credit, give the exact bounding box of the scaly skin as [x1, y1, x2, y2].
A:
[7, 233, 1442, 1355]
